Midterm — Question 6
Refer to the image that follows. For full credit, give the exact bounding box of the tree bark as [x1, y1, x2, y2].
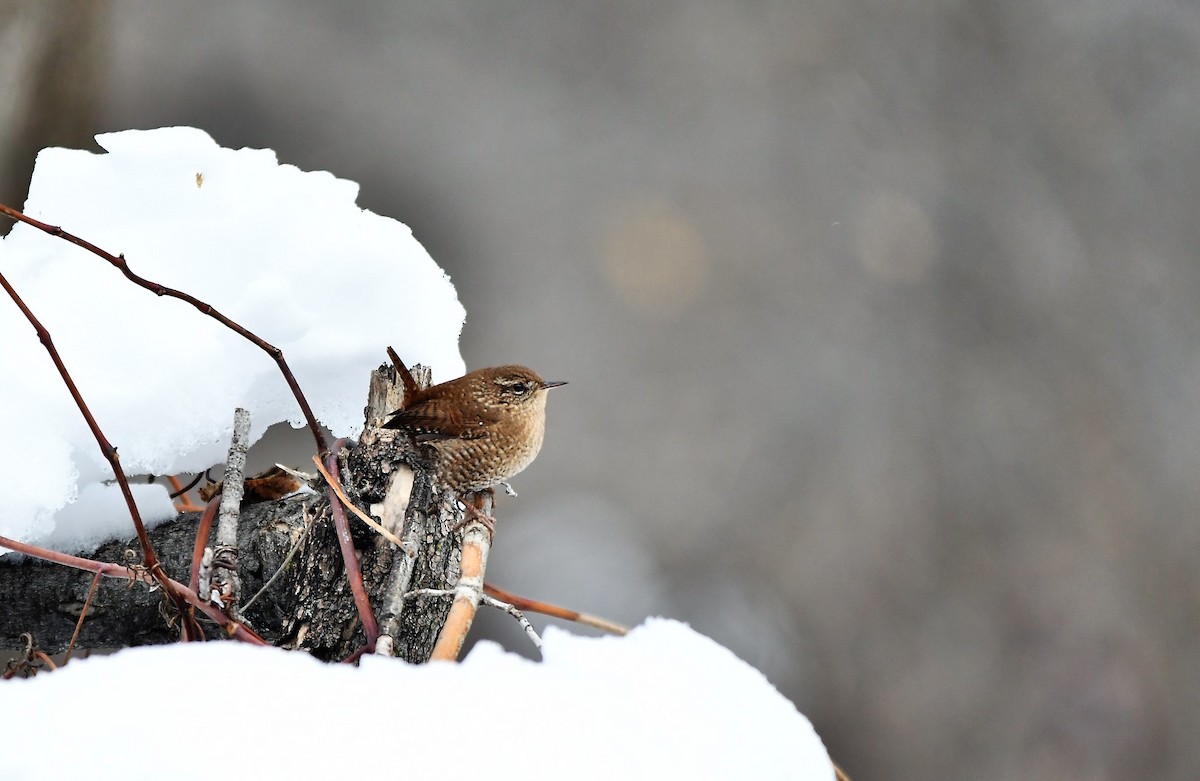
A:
[0, 496, 305, 650]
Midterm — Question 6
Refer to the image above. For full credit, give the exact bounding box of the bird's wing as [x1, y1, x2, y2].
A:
[382, 398, 498, 440]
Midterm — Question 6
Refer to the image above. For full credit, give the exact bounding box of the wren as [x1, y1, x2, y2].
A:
[382, 365, 566, 494]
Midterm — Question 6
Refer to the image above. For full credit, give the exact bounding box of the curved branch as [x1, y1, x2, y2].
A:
[0, 203, 327, 455]
[0, 271, 180, 609]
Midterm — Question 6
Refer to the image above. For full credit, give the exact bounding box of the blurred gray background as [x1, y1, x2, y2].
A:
[3, 1, 1198, 778]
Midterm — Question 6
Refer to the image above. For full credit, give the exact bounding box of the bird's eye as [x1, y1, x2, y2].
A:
[508, 382, 529, 395]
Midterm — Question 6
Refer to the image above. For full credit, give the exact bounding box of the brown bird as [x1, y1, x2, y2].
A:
[382, 364, 566, 494]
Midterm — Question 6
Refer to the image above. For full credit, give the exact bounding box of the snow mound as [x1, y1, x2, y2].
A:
[2, 619, 833, 780]
[0, 127, 465, 550]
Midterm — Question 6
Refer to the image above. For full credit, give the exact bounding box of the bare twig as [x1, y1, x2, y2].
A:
[311, 455, 403, 548]
[32, 650, 57, 671]
[405, 587, 543, 652]
[4, 634, 57, 678]
[189, 496, 221, 593]
[216, 408, 250, 546]
[324, 440, 379, 656]
[241, 504, 314, 612]
[429, 491, 493, 661]
[0, 203, 328, 455]
[480, 594, 543, 650]
[483, 582, 629, 636]
[0, 534, 146, 581]
[210, 407, 251, 617]
[404, 588, 456, 599]
[167, 474, 205, 512]
[176, 575, 266, 642]
[168, 473, 205, 500]
[64, 569, 103, 663]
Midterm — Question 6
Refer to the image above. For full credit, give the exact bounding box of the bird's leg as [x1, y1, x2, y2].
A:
[500, 481, 518, 497]
[451, 490, 497, 537]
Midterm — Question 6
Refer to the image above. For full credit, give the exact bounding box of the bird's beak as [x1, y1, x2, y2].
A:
[542, 380, 568, 389]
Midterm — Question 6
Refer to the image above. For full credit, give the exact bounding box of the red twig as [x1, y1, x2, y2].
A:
[0, 533, 267, 646]
[0, 203, 328, 455]
[169, 472, 208, 503]
[180, 494, 223, 643]
[323, 439, 379, 657]
[32, 650, 57, 671]
[482, 582, 629, 636]
[168, 474, 204, 513]
[2, 635, 57, 679]
[189, 496, 222, 593]
[176, 577, 264, 643]
[0, 534, 132, 578]
[341, 645, 372, 665]
[64, 569, 104, 663]
[0, 271, 178, 595]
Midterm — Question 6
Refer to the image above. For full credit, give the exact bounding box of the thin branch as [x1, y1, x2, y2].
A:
[64, 569, 103, 663]
[4, 635, 57, 678]
[211, 407, 251, 616]
[0, 534, 141, 580]
[0, 203, 328, 454]
[216, 409, 250, 544]
[311, 455, 404, 547]
[168, 473, 205, 500]
[0, 270, 181, 607]
[32, 650, 57, 671]
[241, 504, 313, 612]
[167, 474, 204, 512]
[189, 496, 221, 593]
[405, 588, 543, 652]
[404, 588, 456, 599]
[480, 594, 542, 650]
[324, 440, 379, 655]
[483, 582, 629, 636]
[175, 575, 265, 643]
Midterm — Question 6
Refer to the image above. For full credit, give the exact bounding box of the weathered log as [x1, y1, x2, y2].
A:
[0, 495, 306, 651]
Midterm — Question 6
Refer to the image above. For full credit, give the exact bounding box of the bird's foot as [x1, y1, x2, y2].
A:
[451, 500, 496, 537]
